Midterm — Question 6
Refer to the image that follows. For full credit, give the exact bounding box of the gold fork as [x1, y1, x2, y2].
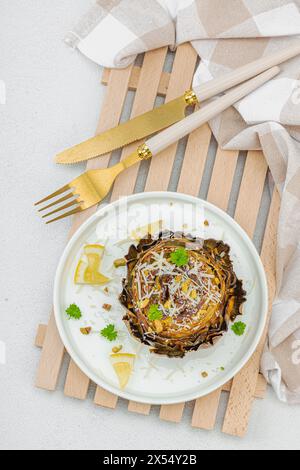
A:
[35, 67, 279, 224]
[35, 150, 142, 223]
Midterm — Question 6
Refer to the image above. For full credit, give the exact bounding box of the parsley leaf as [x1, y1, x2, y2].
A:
[148, 304, 163, 321]
[101, 324, 118, 341]
[231, 321, 246, 336]
[66, 303, 82, 320]
[170, 247, 189, 267]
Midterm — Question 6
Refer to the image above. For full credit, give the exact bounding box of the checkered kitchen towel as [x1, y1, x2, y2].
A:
[66, 0, 300, 404]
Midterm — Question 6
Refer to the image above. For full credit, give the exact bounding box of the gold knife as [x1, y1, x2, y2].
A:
[56, 43, 300, 164]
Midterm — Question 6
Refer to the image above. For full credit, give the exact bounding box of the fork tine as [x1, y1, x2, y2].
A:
[38, 193, 74, 212]
[45, 207, 82, 224]
[42, 200, 79, 219]
[34, 184, 70, 206]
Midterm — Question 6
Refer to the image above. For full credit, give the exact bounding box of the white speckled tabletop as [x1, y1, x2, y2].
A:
[1, 0, 300, 451]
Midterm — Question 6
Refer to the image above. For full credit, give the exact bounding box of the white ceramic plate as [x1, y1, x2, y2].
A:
[54, 192, 268, 405]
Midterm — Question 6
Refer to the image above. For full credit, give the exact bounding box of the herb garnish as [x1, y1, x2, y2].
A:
[148, 304, 163, 321]
[170, 247, 189, 267]
[66, 303, 82, 320]
[231, 321, 246, 336]
[101, 324, 118, 341]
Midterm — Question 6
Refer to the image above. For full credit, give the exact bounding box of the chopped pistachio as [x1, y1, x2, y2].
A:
[181, 280, 191, 293]
[153, 319, 163, 334]
[138, 298, 150, 309]
[112, 345, 123, 354]
[204, 220, 209, 226]
[114, 258, 127, 268]
[206, 305, 215, 316]
[201, 371, 208, 378]
[80, 327, 92, 335]
[197, 309, 207, 319]
[190, 289, 197, 300]
[102, 303, 112, 311]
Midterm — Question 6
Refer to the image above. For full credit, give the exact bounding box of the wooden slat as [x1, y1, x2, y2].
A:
[36, 312, 65, 390]
[94, 386, 118, 409]
[145, 44, 198, 192]
[160, 403, 185, 423]
[191, 148, 239, 429]
[252, 374, 268, 399]
[177, 123, 211, 195]
[64, 361, 90, 400]
[260, 191, 279, 296]
[35, 311, 65, 391]
[234, 151, 268, 235]
[192, 391, 221, 430]
[94, 48, 168, 412]
[35, 324, 47, 348]
[128, 401, 151, 415]
[222, 374, 267, 399]
[102, 66, 170, 97]
[222, 189, 279, 437]
[207, 148, 239, 208]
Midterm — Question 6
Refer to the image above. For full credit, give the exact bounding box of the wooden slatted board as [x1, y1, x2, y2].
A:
[35, 44, 280, 437]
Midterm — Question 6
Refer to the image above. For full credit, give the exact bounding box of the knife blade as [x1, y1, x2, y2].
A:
[56, 42, 300, 164]
[55, 95, 188, 164]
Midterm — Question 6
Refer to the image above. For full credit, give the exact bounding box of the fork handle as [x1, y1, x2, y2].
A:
[145, 66, 279, 156]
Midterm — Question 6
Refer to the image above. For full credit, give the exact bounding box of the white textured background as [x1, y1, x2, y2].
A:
[1, 0, 300, 450]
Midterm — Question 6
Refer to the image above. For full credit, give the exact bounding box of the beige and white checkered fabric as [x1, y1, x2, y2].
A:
[66, 0, 300, 404]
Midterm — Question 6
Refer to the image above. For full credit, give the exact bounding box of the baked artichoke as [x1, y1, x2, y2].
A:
[120, 231, 246, 358]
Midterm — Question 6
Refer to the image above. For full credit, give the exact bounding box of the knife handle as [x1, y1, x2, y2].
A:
[193, 42, 300, 102]
[145, 66, 279, 157]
